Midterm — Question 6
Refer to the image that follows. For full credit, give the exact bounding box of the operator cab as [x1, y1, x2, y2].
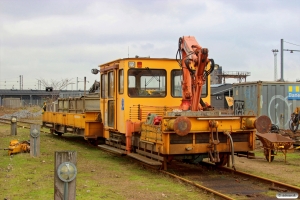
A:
[92, 58, 210, 135]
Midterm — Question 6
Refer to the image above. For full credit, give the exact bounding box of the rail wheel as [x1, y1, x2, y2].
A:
[215, 153, 228, 166]
[88, 138, 99, 146]
[53, 130, 63, 136]
[264, 149, 275, 162]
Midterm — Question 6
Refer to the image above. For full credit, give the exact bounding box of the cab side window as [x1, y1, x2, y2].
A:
[101, 74, 108, 98]
[108, 71, 114, 98]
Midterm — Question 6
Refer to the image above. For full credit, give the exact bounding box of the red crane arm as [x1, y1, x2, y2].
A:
[176, 36, 211, 111]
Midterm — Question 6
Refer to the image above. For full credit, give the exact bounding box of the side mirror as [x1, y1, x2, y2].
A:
[91, 69, 99, 75]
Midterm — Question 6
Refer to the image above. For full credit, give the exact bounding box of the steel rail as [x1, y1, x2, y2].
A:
[162, 161, 300, 199]
[199, 161, 300, 194]
[160, 170, 234, 200]
[0, 117, 42, 125]
[220, 166, 300, 194]
[0, 118, 48, 133]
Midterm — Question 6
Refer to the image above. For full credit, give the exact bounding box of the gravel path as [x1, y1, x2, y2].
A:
[0, 109, 42, 119]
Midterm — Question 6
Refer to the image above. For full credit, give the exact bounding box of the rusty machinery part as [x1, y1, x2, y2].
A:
[173, 116, 191, 136]
[264, 149, 275, 162]
[289, 111, 300, 132]
[6, 140, 30, 156]
[209, 120, 219, 128]
[20, 141, 30, 152]
[243, 117, 256, 129]
[270, 124, 279, 133]
[255, 115, 271, 133]
[215, 153, 229, 167]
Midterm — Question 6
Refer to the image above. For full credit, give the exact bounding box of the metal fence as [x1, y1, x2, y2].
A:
[1, 98, 45, 108]
[21, 99, 44, 107]
[2, 98, 21, 108]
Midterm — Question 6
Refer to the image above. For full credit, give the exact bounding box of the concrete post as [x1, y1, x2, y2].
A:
[30, 124, 40, 157]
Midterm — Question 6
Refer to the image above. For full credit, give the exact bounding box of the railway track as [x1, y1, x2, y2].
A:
[1, 118, 299, 199]
[161, 160, 300, 199]
[0, 117, 41, 125]
[0, 117, 47, 132]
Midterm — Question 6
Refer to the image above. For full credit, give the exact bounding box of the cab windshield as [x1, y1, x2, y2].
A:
[128, 68, 166, 97]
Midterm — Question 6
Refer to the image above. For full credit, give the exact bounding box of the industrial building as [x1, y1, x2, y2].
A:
[0, 89, 86, 108]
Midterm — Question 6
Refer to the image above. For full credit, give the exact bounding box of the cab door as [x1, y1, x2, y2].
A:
[100, 73, 108, 130]
[100, 70, 117, 127]
[107, 70, 116, 128]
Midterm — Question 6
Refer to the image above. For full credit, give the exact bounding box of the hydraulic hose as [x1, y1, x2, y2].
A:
[204, 59, 215, 77]
[224, 131, 236, 171]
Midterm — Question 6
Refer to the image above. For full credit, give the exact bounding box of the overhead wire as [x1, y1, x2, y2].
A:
[284, 40, 300, 47]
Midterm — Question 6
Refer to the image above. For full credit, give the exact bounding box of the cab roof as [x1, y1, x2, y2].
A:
[98, 57, 177, 68]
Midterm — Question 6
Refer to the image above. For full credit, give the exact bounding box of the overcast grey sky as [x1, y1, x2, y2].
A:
[0, 0, 299, 90]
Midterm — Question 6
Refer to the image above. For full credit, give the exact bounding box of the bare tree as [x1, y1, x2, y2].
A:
[39, 78, 73, 90]
[38, 78, 74, 104]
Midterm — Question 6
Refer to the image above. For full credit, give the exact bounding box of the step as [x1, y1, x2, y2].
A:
[140, 140, 154, 145]
[136, 149, 164, 161]
[127, 153, 162, 166]
[108, 138, 122, 142]
[98, 144, 126, 155]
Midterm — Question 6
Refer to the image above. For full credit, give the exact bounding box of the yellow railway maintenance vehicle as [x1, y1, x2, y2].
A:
[43, 36, 270, 170]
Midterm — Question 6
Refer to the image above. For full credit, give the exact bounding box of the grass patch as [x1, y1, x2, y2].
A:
[0, 124, 212, 200]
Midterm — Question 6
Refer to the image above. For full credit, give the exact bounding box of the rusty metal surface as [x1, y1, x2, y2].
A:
[257, 133, 295, 143]
[256, 132, 295, 150]
[173, 116, 191, 136]
[255, 115, 272, 133]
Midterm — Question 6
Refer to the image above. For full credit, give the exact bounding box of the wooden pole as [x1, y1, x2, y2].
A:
[54, 151, 77, 200]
